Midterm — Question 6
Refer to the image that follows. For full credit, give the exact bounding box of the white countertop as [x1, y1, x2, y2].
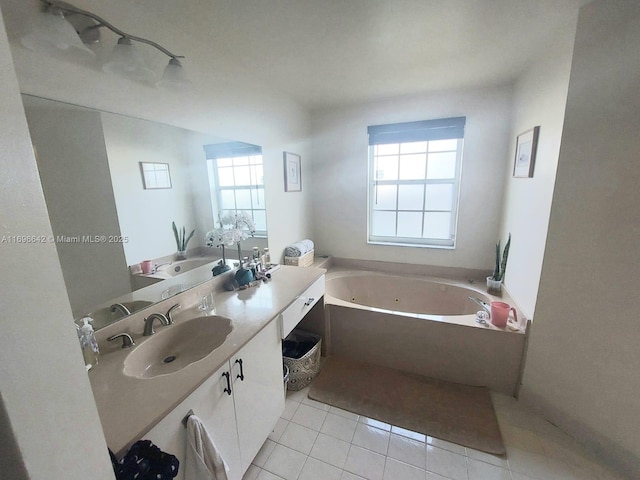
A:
[90, 265, 326, 456]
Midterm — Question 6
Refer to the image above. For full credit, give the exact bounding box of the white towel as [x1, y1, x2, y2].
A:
[185, 414, 229, 480]
[285, 239, 314, 257]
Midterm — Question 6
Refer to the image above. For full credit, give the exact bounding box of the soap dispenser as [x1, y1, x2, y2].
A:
[79, 317, 99, 371]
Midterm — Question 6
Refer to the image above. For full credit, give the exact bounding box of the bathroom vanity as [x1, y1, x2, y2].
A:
[91, 265, 326, 480]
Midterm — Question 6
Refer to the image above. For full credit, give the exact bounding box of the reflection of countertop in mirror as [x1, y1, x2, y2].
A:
[88, 256, 225, 329]
[90, 265, 326, 457]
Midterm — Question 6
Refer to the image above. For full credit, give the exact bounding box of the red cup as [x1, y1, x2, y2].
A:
[140, 260, 153, 274]
[490, 301, 517, 328]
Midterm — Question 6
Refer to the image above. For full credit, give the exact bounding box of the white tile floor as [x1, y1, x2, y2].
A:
[243, 384, 627, 480]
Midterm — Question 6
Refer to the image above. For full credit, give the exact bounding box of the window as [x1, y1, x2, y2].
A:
[368, 117, 465, 248]
[204, 142, 267, 236]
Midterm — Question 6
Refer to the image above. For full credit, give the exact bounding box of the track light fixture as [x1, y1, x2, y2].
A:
[20, 0, 189, 88]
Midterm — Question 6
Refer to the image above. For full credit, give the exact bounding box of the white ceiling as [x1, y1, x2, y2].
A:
[166, 0, 589, 110]
[2, 0, 591, 111]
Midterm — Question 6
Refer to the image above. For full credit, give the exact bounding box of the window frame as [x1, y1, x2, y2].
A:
[366, 118, 465, 248]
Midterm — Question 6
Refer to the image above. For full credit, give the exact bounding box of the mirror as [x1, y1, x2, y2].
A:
[22, 95, 269, 329]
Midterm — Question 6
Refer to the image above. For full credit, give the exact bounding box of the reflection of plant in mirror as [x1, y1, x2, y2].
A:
[172, 221, 195, 252]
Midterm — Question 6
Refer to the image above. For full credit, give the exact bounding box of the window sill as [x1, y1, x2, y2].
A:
[367, 240, 455, 250]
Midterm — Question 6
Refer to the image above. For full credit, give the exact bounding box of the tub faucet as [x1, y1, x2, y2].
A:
[468, 296, 490, 315]
[143, 313, 170, 336]
[153, 262, 171, 273]
[110, 303, 131, 317]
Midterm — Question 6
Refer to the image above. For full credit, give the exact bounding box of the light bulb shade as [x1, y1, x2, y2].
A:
[157, 58, 191, 90]
[20, 6, 95, 58]
[102, 37, 156, 83]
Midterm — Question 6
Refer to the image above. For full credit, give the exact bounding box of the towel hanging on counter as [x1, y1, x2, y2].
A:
[285, 239, 314, 257]
[185, 414, 229, 480]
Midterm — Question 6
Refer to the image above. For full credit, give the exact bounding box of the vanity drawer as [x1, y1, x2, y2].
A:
[280, 275, 324, 339]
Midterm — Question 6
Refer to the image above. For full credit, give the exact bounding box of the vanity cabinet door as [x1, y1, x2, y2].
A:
[143, 362, 242, 480]
[230, 319, 285, 472]
[189, 365, 243, 480]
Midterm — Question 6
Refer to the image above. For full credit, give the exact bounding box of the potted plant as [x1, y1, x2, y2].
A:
[172, 221, 195, 260]
[487, 233, 511, 295]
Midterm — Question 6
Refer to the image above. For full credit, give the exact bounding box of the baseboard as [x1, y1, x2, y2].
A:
[519, 386, 638, 480]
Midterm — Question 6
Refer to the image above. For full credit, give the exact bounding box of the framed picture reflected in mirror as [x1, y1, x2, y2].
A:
[140, 162, 172, 189]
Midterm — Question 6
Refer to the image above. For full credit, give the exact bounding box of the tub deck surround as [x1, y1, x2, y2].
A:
[325, 268, 527, 331]
[138, 257, 218, 279]
[323, 267, 528, 395]
[331, 257, 492, 285]
[90, 265, 326, 457]
[129, 253, 224, 291]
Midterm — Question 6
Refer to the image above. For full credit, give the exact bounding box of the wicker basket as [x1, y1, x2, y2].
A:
[284, 249, 314, 267]
[283, 330, 322, 391]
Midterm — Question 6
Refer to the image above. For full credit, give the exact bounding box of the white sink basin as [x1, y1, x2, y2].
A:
[123, 315, 233, 379]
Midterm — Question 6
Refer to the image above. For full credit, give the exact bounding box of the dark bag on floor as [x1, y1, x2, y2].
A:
[110, 440, 179, 479]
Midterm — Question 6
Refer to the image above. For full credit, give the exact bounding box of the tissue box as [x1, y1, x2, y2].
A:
[284, 249, 314, 267]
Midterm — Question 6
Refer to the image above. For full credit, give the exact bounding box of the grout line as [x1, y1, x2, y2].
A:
[262, 387, 622, 480]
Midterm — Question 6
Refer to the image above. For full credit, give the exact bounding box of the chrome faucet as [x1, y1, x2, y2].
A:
[143, 313, 170, 336]
[166, 303, 181, 324]
[152, 262, 171, 273]
[468, 296, 490, 315]
[107, 333, 136, 348]
[110, 303, 131, 317]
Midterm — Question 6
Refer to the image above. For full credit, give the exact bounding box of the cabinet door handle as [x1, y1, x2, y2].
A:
[304, 297, 315, 307]
[222, 371, 232, 395]
[235, 358, 245, 381]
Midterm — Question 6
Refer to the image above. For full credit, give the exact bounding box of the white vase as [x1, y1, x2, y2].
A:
[486, 276, 502, 295]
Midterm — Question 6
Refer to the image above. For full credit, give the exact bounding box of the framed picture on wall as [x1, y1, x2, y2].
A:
[513, 126, 540, 178]
[283, 152, 302, 192]
[140, 162, 172, 189]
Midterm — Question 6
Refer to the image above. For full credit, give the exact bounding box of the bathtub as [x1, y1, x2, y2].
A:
[326, 270, 492, 319]
[131, 256, 220, 290]
[153, 258, 215, 278]
[323, 269, 527, 395]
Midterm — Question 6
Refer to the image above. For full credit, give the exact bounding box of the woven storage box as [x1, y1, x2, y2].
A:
[283, 330, 322, 391]
[284, 249, 314, 267]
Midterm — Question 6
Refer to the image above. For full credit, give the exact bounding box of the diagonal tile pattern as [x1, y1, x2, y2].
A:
[244, 385, 627, 480]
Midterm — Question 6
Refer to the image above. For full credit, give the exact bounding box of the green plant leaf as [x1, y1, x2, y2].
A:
[184, 229, 195, 250]
[172, 221, 180, 250]
[499, 233, 511, 281]
[493, 241, 501, 280]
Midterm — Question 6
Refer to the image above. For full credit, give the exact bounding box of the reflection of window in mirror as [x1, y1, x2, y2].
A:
[204, 142, 267, 237]
[140, 162, 172, 189]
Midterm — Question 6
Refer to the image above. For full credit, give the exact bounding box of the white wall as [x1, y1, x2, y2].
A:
[102, 113, 201, 264]
[521, 1, 640, 477]
[0, 8, 114, 479]
[310, 85, 513, 269]
[24, 103, 131, 317]
[498, 26, 577, 318]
